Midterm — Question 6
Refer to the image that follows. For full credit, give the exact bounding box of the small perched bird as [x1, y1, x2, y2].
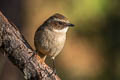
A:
[34, 13, 74, 74]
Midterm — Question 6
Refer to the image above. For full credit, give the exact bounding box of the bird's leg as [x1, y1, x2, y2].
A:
[40, 55, 47, 63]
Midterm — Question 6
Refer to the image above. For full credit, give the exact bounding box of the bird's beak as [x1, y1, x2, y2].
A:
[67, 23, 75, 27]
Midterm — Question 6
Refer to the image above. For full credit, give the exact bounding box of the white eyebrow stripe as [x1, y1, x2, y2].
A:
[53, 18, 70, 23]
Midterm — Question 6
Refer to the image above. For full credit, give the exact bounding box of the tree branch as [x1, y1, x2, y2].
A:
[0, 11, 61, 80]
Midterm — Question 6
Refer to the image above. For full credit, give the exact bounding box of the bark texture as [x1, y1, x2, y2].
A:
[0, 11, 61, 80]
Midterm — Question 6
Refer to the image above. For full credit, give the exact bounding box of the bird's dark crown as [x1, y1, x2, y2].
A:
[50, 13, 68, 20]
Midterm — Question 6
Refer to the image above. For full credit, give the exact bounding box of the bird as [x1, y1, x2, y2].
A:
[34, 13, 74, 74]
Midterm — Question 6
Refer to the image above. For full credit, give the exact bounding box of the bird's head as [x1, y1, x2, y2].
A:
[44, 13, 74, 33]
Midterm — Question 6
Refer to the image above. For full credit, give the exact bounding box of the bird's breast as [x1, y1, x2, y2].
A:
[47, 31, 66, 58]
[34, 29, 66, 58]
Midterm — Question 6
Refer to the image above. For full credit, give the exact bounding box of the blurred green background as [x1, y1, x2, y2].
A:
[0, 0, 120, 80]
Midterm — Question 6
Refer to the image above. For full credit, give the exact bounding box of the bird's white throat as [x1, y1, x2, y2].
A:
[53, 27, 69, 33]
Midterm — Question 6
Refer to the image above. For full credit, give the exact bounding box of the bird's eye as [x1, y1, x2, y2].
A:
[58, 22, 63, 25]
